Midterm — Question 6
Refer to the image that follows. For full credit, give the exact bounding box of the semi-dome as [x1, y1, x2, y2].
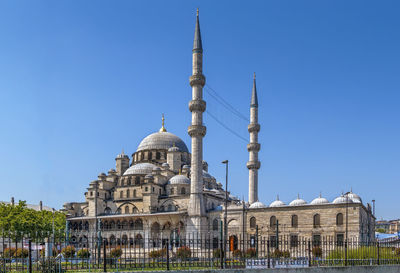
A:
[249, 201, 267, 209]
[169, 175, 190, 185]
[310, 194, 329, 205]
[289, 195, 307, 206]
[333, 195, 353, 204]
[124, 163, 158, 176]
[136, 131, 189, 153]
[270, 196, 286, 207]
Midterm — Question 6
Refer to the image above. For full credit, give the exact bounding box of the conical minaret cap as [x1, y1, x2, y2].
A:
[251, 72, 258, 107]
[193, 8, 203, 53]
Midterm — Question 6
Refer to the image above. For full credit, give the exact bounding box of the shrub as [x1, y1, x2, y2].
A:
[77, 248, 91, 259]
[177, 246, 191, 259]
[395, 248, 400, 257]
[3, 247, 16, 258]
[271, 249, 290, 258]
[245, 248, 257, 258]
[110, 247, 123, 258]
[61, 245, 76, 258]
[213, 249, 224, 258]
[40, 247, 59, 258]
[149, 249, 166, 258]
[232, 249, 242, 258]
[15, 248, 29, 258]
[312, 246, 322, 258]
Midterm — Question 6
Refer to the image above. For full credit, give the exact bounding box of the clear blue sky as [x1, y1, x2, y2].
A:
[0, 1, 399, 220]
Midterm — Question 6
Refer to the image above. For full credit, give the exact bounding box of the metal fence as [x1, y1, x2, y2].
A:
[0, 232, 399, 272]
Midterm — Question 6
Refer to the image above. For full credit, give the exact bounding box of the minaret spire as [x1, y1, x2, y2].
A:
[159, 113, 167, 132]
[247, 73, 261, 204]
[187, 9, 207, 234]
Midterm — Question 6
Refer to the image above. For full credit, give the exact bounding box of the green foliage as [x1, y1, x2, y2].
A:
[327, 246, 399, 260]
[0, 201, 66, 240]
[149, 248, 166, 258]
[312, 246, 322, 258]
[271, 249, 290, 258]
[232, 249, 242, 258]
[40, 247, 59, 257]
[61, 245, 76, 258]
[245, 248, 257, 258]
[213, 248, 223, 258]
[375, 228, 386, 233]
[177, 246, 191, 259]
[110, 246, 123, 258]
[77, 248, 91, 259]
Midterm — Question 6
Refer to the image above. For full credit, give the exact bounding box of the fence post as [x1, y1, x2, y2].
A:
[344, 240, 348, 266]
[28, 240, 32, 273]
[166, 239, 170, 271]
[267, 240, 270, 269]
[220, 221, 223, 269]
[103, 240, 107, 273]
[377, 242, 380, 265]
[308, 240, 311, 267]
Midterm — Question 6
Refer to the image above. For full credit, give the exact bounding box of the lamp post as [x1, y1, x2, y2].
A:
[221, 160, 228, 268]
[343, 191, 351, 266]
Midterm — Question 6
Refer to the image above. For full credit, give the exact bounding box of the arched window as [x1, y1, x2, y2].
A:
[181, 187, 186, 195]
[140, 153, 144, 160]
[104, 207, 112, 215]
[313, 214, 320, 228]
[167, 204, 173, 211]
[127, 189, 130, 198]
[291, 215, 298, 228]
[125, 206, 129, 214]
[120, 191, 123, 198]
[171, 188, 174, 195]
[250, 217, 256, 229]
[122, 235, 128, 245]
[133, 207, 138, 213]
[127, 177, 131, 185]
[110, 221, 115, 230]
[270, 216, 277, 228]
[135, 176, 140, 185]
[135, 234, 144, 248]
[156, 152, 161, 160]
[336, 213, 343, 226]
[212, 219, 219, 231]
[148, 152, 152, 160]
[135, 219, 143, 230]
[84, 221, 89, 231]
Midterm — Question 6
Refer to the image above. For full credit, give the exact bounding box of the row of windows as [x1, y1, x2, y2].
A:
[134, 151, 165, 162]
[249, 213, 344, 229]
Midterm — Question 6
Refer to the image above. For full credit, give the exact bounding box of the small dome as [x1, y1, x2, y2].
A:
[249, 201, 267, 209]
[333, 195, 353, 204]
[108, 168, 116, 173]
[162, 163, 170, 169]
[145, 174, 154, 179]
[124, 163, 158, 175]
[289, 195, 307, 206]
[168, 146, 180, 152]
[153, 166, 161, 171]
[116, 150, 129, 159]
[270, 196, 286, 207]
[169, 175, 190, 185]
[182, 165, 190, 170]
[348, 191, 362, 203]
[98, 172, 106, 177]
[310, 194, 329, 205]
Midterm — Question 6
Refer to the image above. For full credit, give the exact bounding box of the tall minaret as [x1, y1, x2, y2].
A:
[247, 73, 261, 204]
[187, 9, 207, 230]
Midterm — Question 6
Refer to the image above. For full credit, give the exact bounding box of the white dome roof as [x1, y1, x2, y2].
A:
[169, 175, 190, 185]
[310, 194, 330, 205]
[124, 163, 157, 176]
[333, 195, 353, 204]
[137, 131, 188, 153]
[270, 196, 286, 207]
[249, 201, 267, 209]
[289, 195, 307, 206]
[348, 191, 362, 203]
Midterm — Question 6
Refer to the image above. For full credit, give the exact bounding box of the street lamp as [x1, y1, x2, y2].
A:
[221, 160, 228, 268]
[343, 191, 351, 266]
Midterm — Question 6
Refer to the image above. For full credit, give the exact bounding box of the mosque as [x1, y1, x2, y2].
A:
[63, 10, 375, 249]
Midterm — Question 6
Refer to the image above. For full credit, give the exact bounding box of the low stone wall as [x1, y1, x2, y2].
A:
[124, 266, 400, 273]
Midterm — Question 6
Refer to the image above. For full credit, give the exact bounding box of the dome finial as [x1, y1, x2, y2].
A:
[160, 113, 167, 132]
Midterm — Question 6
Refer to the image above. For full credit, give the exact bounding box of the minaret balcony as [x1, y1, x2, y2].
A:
[189, 74, 206, 87]
[247, 161, 261, 170]
[248, 123, 260, 133]
[247, 143, 261, 152]
[189, 99, 206, 112]
[188, 125, 206, 137]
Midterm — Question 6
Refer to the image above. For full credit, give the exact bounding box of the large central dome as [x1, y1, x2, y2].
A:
[136, 131, 189, 153]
